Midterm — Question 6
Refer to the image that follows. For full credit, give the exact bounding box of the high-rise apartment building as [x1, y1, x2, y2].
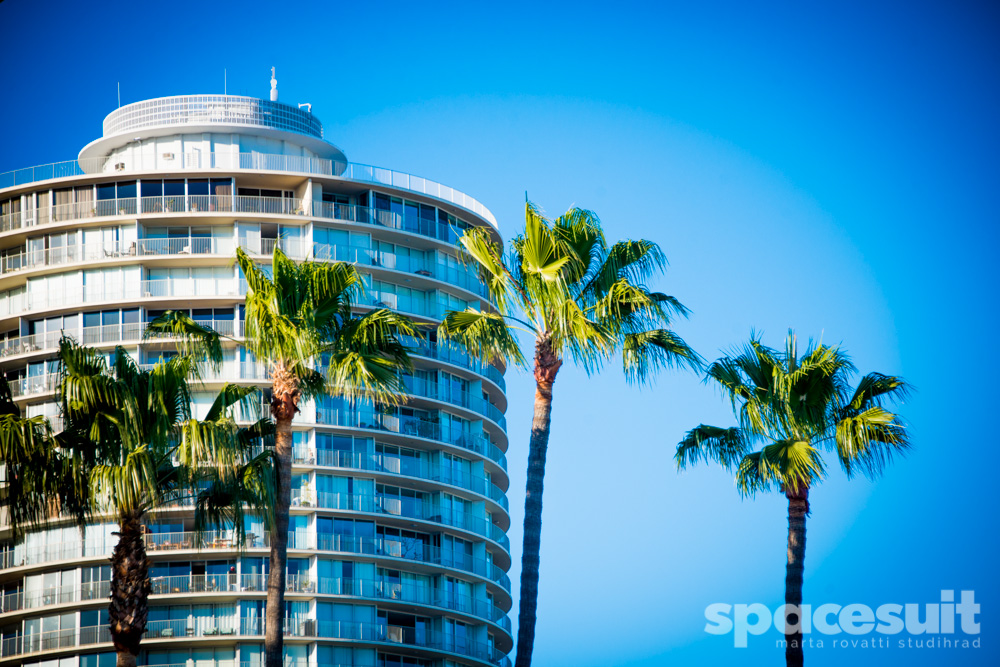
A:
[0, 88, 511, 667]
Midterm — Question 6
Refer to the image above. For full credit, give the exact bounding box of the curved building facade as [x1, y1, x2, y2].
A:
[0, 92, 511, 667]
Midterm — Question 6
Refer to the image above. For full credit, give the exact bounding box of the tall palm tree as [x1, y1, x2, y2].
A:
[439, 202, 700, 667]
[0, 338, 275, 667]
[676, 333, 911, 667]
[149, 247, 418, 667]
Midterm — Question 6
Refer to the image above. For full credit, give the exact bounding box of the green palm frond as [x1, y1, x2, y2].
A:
[845, 372, 911, 411]
[551, 207, 606, 282]
[322, 308, 417, 405]
[191, 448, 276, 550]
[736, 439, 825, 497]
[551, 299, 613, 371]
[0, 412, 80, 538]
[439, 310, 527, 369]
[458, 226, 522, 314]
[579, 239, 666, 300]
[144, 310, 224, 371]
[675, 425, 753, 470]
[623, 329, 703, 384]
[89, 446, 162, 517]
[205, 384, 261, 422]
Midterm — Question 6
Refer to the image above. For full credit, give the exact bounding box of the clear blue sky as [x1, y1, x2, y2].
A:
[2, 1, 998, 665]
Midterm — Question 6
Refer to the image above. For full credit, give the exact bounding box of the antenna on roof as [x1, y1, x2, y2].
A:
[270, 67, 278, 102]
[117, 82, 121, 108]
[224, 68, 228, 95]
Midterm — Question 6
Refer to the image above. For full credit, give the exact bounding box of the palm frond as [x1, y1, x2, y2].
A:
[736, 439, 825, 497]
[438, 310, 527, 369]
[623, 329, 703, 384]
[835, 406, 910, 479]
[458, 226, 522, 314]
[675, 425, 752, 470]
[144, 310, 224, 371]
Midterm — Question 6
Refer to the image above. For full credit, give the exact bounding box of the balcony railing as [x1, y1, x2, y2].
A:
[0, 278, 245, 319]
[294, 491, 508, 548]
[0, 198, 489, 251]
[0, 152, 497, 228]
[0, 320, 238, 361]
[402, 375, 505, 429]
[315, 407, 507, 469]
[0, 531, 510, 591]
[7, 373, 58, 398]
[294, 447, 508, 512]
[0, 580, 110, 614]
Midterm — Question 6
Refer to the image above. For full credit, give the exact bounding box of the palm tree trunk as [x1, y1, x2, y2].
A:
[514, 336, 562, 667]
[785, 486, 809, 667]
[265, 365, 299, 667]
[109, 514, 149, 667]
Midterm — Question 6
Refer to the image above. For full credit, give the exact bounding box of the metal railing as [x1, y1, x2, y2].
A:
[0, 279, 244, 318]
[102, 96, 324, 140]
[0, 320, 237, 360]
[0, 531, 510, 591]
[311, 242, 488, 299]
[294, 447, 508, 512]
[0, 580, 110, 614]
[402, 374, 505, 429]
[315, 406, 507, 469]
[7, 373, 58, 398]
[0, 152, 497, 227]
[293, 491, 507, 548]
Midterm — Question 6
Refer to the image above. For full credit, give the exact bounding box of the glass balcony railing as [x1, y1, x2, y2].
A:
[293, 491, 508, 549]
[315, 407, 507, 469]
[7, 372, 58, 398]
[0, 580, 110, 614]
[0, 279, 244, 319]
[0, 152, 497, 228]
[294, 447, 508, 512]
[402, 375, 505, 429]
[0, 320, 237, 360]
[0, 531, 511, 592]
[0, 197, 489, 250]
[234, 573, 510, 633]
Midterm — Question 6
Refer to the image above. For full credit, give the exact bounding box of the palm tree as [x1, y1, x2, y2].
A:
[439, 202, 700, 667]
[0, 338, 275, 667]
[676, 332, 911, 667]
[149, 247, 418, 667]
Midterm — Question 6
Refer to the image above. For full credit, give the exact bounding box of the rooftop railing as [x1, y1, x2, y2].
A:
[101, 96, 324, 140]
[0, 151, 497, 227]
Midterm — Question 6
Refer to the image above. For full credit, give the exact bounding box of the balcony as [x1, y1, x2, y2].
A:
[0, 531, 510, 591]
[0, 278, 245, 319]
[294, 491, 508, 549]
[315, 407, 507, 469]
[0, 152, 497, 228]
[295, 447, 508, 512]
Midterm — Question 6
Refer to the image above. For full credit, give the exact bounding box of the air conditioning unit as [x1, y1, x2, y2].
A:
[162, 152, 175, 160]
[114, 162, 125, 171]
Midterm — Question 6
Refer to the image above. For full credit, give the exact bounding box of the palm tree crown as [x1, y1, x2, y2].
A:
[442, 202, 700, 376]
[677, 332, 910, 494]
[440, 201, 700, 667]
